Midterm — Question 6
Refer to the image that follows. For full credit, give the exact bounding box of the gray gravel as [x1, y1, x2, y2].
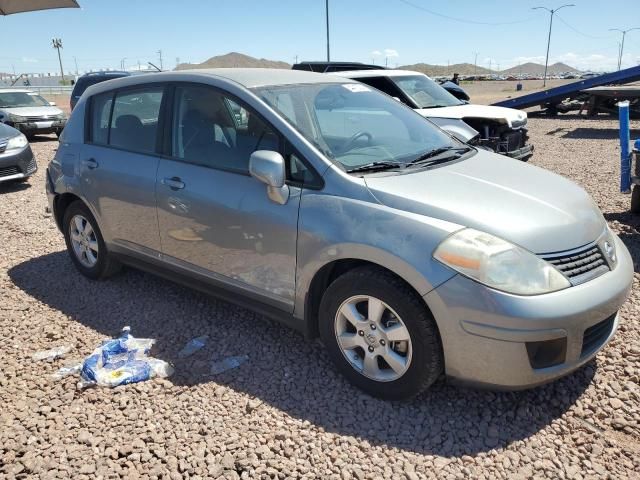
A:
[1, 119, 640, 479]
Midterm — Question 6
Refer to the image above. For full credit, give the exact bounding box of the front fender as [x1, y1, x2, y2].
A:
[294, 192, 462, 318]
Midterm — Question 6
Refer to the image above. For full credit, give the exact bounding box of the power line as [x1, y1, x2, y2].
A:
[555, 15, 617, 39]
[396, 0, 536, 26]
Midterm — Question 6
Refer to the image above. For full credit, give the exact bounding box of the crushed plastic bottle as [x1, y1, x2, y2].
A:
[77, 326, 173, 388]
[177, 335, 208, 358]
[210, 355, 248, 375]
[32, 345, 72, 362]
[50, 361, 83, 381]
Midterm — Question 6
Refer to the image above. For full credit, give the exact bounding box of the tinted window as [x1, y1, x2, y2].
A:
[171, 85, 279, 173]
[0, 92, 50, 108]
[90, 92, 113, 144]
[109, 87, 163, 153]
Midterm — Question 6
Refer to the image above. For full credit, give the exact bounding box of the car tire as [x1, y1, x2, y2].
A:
[319, 266, 443, 400]
[631, 186, 640, 214]
[63, 201, 121, 280]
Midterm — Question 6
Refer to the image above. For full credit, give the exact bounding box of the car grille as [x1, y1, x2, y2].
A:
[0, 166, 20, 178]
[581, 314, 616, 357]
[541, 244, 609, 285]
[22, 116, 58, 122]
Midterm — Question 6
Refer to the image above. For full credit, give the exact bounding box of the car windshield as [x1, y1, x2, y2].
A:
[253, 82, 460, 172]
[0, 92, 51, 108]
[391, 75, 463, 108]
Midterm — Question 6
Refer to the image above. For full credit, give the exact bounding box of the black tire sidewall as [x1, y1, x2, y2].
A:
[63, 201, 109, 280]
[319, 269, 443, 400]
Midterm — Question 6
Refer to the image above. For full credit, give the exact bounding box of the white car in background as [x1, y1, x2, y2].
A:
[332, 70, 534, 161]
[0, 89, 67, 139]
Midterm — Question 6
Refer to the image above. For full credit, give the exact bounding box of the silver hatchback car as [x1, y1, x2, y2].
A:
[47, 69, 633, 399]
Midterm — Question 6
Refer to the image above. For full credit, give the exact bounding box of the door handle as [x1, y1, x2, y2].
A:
[162, 176, 185, 190]
[82, 158, 99, 169]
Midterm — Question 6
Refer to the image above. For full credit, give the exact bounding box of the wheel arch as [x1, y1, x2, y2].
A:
[302, 255, 448, 339]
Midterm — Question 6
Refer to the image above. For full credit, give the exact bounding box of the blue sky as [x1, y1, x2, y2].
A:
[1, 0, 639, 74]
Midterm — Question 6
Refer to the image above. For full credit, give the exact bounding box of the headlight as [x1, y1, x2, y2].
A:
[6, 133, 28, 150]
[434, 228, 571, 295]
[8, 113, 26, 122]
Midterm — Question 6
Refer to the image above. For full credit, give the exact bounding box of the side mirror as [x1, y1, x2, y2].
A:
[49, 102, 57, 106]
[249, 150, 289, 205]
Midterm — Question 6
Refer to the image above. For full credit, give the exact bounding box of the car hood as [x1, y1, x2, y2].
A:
[364, 150, 605, 254]
[1, 106, 64, 117]
[0, 121, 21, 141]
[416, 104, 526, 128]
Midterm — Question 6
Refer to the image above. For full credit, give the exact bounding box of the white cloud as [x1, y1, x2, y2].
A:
[372, 49, 399, 58]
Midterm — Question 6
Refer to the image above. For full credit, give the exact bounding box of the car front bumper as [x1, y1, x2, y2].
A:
[8, 119, 66, 136]
[505, 143, 534, 161]
[425, 234, 633, 389]
[0, 143, 36, 183]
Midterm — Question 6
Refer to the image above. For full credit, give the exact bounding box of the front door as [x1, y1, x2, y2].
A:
[81, 86, 165, 256]
[156, 84, 300, 310]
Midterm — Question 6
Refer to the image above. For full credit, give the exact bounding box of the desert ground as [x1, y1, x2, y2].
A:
[1, 85, 639, 479]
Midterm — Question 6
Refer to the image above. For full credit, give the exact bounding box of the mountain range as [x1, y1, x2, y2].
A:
[174, 52, 580, 76]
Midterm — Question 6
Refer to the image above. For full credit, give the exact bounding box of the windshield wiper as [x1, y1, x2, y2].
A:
[346, 161, 404, 173]
[408, 146, 471, 166]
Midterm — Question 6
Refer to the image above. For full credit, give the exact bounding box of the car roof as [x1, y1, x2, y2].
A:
[78, 71, 131, 78]
[84, 68, 353, 96]
[331, 69, 430, 79]
[0, 89, 35, 93]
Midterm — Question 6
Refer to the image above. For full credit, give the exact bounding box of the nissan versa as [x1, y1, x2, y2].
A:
[46, 69, 633, 399]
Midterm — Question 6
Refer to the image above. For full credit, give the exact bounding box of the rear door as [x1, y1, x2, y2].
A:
[80, 85, 166, 257]
[156, 83, 302, 310]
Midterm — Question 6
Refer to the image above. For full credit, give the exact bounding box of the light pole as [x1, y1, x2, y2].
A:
[532, 4, 575, 87]
[609, 28, 640, 70]
[120, 57, 127, 70]
[325, 0, 330, 62]
[472, 51, 479, 78]
[51, 38, 65, 84]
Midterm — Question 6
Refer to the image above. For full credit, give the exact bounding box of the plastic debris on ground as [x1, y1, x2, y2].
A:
[178, 335, 209, 358]
[32, 345, 72, 362]
[73, 326, 173, 388]
[211, 355, 248, 375]
[50, 361, 83, 381]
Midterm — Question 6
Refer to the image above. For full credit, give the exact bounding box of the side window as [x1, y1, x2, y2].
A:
[171, 85, 280, 173]
[90, 92, 113, 144]
[109, 87, 163, 154]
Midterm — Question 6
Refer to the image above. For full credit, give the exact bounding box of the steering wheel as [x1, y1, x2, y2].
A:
[341, 131, 373, 152]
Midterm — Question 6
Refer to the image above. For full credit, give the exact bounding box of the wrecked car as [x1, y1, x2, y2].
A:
[333, 69, 534, 161]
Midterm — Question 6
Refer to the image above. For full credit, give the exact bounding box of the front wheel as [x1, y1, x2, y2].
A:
[63, 201, 121, 279]
[319, 266, 443, 400]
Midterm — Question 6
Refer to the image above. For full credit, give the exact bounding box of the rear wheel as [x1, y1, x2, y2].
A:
[63, 201, 121, 279]
[319, 266, 443, 400]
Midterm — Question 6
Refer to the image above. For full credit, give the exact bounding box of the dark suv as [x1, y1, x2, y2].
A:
[70, 71, 132, 111]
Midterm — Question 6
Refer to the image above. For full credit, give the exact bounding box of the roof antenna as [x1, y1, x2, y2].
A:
[148, 62, 162, 72]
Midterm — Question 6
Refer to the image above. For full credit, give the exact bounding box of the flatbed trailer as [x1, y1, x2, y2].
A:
[492, 65, 640, 113]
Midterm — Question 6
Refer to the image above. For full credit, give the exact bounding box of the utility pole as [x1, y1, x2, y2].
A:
[294, 54, 298, 64]
[489, 58, 492, 73]
[325, 0, 330, 62]
[51, 38, 65, 84]
[73, 56, 78, 74]
[532, 4, 575, 87]
[120, 58, 127, 70]
[609, 28, 640, 70]
[157, 50, 163, 70]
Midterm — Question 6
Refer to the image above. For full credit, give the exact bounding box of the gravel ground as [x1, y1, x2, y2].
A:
[1, 117, 640, 479]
